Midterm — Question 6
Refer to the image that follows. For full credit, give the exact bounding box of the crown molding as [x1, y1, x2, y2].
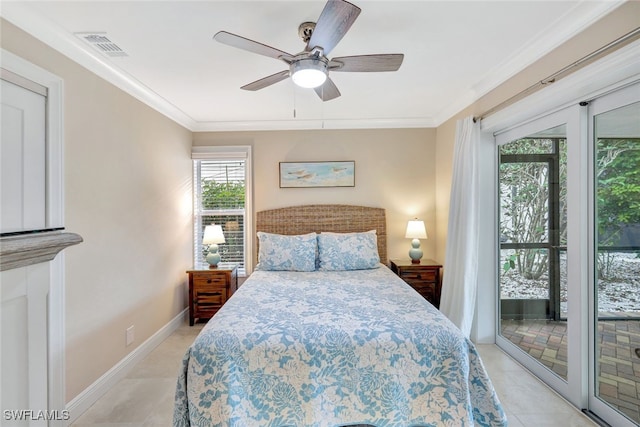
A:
[190, 116, 436, 132]
[433, 0, 625, 127]
[1, 3, 197, 130]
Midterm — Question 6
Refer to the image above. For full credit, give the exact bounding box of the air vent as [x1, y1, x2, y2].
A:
[75, 32, 128, 57]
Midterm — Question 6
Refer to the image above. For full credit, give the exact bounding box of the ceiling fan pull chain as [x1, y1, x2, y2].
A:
[321, 86, 325, 128]
[293, 85, 297, 118]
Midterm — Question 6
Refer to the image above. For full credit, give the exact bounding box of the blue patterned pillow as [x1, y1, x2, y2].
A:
[255, 232, 317, 271]
[317, 230, 380, 271]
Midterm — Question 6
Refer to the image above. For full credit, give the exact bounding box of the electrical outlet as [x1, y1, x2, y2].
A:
[126, 325, 134, 346]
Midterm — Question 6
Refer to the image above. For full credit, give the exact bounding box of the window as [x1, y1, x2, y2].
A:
[193, 146, 252, 275]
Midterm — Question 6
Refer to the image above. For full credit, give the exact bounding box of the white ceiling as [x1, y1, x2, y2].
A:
[1, 1, 623, 131]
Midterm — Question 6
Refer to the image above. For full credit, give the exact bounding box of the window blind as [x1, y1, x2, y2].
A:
[194, 159, 246, 273]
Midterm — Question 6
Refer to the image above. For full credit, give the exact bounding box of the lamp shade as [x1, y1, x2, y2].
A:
[405, 219, 428, 239]
[203, 224, 226, 245]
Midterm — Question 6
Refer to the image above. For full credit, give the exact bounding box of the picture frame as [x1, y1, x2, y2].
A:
[279, 161, 355, 188]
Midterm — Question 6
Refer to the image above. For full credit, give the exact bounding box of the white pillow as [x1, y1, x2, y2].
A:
[255, 232, 317, 272]
[317, 230, 380, 271]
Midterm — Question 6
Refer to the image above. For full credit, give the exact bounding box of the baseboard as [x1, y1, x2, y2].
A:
[65, 308, 189, 424]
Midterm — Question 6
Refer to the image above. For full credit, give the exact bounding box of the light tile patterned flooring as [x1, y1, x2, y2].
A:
[71, 322, 596, 427]
[501, 318, 640, 424]
[70, 323, 203, 426]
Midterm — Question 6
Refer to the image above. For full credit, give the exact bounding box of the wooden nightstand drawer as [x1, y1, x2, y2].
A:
[410, 283, 437, 302]
[194, 285, 226, 301]
[193, 275, 227, 287]
[399, 269, 436, 282]
[194, 289, 226, 311]
[187, 264, 238, 325]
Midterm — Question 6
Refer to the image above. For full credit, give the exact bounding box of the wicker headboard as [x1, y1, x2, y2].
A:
[255, 204, 387, 264]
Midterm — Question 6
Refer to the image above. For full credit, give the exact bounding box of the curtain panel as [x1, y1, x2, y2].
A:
[440, 116, 480, 337]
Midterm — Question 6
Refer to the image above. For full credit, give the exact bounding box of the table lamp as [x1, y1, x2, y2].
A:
[203, 224, 225, 268]
[405, 219, 427, 264]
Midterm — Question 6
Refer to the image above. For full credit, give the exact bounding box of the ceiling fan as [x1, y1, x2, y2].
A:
[213, 0, 404, 101]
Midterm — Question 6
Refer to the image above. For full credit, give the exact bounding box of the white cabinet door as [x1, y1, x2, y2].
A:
[1, 264, 50, 426]
[1, 78, 47, 234]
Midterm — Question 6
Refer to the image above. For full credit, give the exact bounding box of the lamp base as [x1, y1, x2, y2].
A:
[205, 244, 221, 268]
[408, 239, 423, 264]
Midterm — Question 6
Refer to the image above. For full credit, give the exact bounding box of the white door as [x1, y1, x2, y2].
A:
[1, 72, 50, 425]
[0, 74, 47, 234]
[1, 265, 51, 426]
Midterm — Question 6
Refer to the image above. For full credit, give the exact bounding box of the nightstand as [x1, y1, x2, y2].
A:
[187, 263, 238, 325]
[390, 259, 443, 308]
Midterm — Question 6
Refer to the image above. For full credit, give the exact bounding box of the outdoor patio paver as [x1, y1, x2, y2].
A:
[501, 318, 640, 424]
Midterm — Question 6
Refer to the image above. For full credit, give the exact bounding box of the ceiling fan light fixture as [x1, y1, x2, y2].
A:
[214, 0, 402, 101]
[290, 57, 328, 89]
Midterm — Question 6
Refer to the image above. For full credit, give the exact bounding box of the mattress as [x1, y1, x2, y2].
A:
[174, 265, 507, 426]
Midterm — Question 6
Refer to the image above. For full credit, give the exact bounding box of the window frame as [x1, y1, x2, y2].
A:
[192, 146, 252, 276]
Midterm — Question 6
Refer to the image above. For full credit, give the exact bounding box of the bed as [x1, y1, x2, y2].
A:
[174, 205, 507, 427]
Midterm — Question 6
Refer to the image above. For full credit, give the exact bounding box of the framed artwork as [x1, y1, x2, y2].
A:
[279, 161, 355, 188]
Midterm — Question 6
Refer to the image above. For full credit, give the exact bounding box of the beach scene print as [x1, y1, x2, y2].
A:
[280, 161, 355, 188]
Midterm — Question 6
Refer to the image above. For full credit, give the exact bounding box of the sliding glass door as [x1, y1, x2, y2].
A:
[496, 110, 576, 401]
[495, 82, 639, 427]
[589, 85, 639, 427]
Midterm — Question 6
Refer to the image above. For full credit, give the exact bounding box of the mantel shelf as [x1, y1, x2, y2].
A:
[0, 231, 83, 271]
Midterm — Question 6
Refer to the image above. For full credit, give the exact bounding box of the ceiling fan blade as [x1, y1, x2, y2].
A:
[329, 54, 404, 72]
[307, 0, 361, 55]
[214, 31, 294, 62]
[314, 77, 341, 101]
[241, 70, 290, 91]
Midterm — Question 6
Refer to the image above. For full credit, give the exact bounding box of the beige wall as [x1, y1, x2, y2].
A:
[194, 128, 438, 263]
[434, 1, 640, 263]
[1, 20, 193, 401]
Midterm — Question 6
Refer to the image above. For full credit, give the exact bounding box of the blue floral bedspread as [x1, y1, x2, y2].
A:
[174, 266, 507, 427]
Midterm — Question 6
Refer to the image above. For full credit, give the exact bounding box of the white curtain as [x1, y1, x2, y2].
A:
[439, 116, 481, 337]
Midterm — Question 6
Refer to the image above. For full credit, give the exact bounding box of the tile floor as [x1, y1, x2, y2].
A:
[71, 322, 596, 427]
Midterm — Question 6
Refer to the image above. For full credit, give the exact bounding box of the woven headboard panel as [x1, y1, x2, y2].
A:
[256, 204, 387, 264]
